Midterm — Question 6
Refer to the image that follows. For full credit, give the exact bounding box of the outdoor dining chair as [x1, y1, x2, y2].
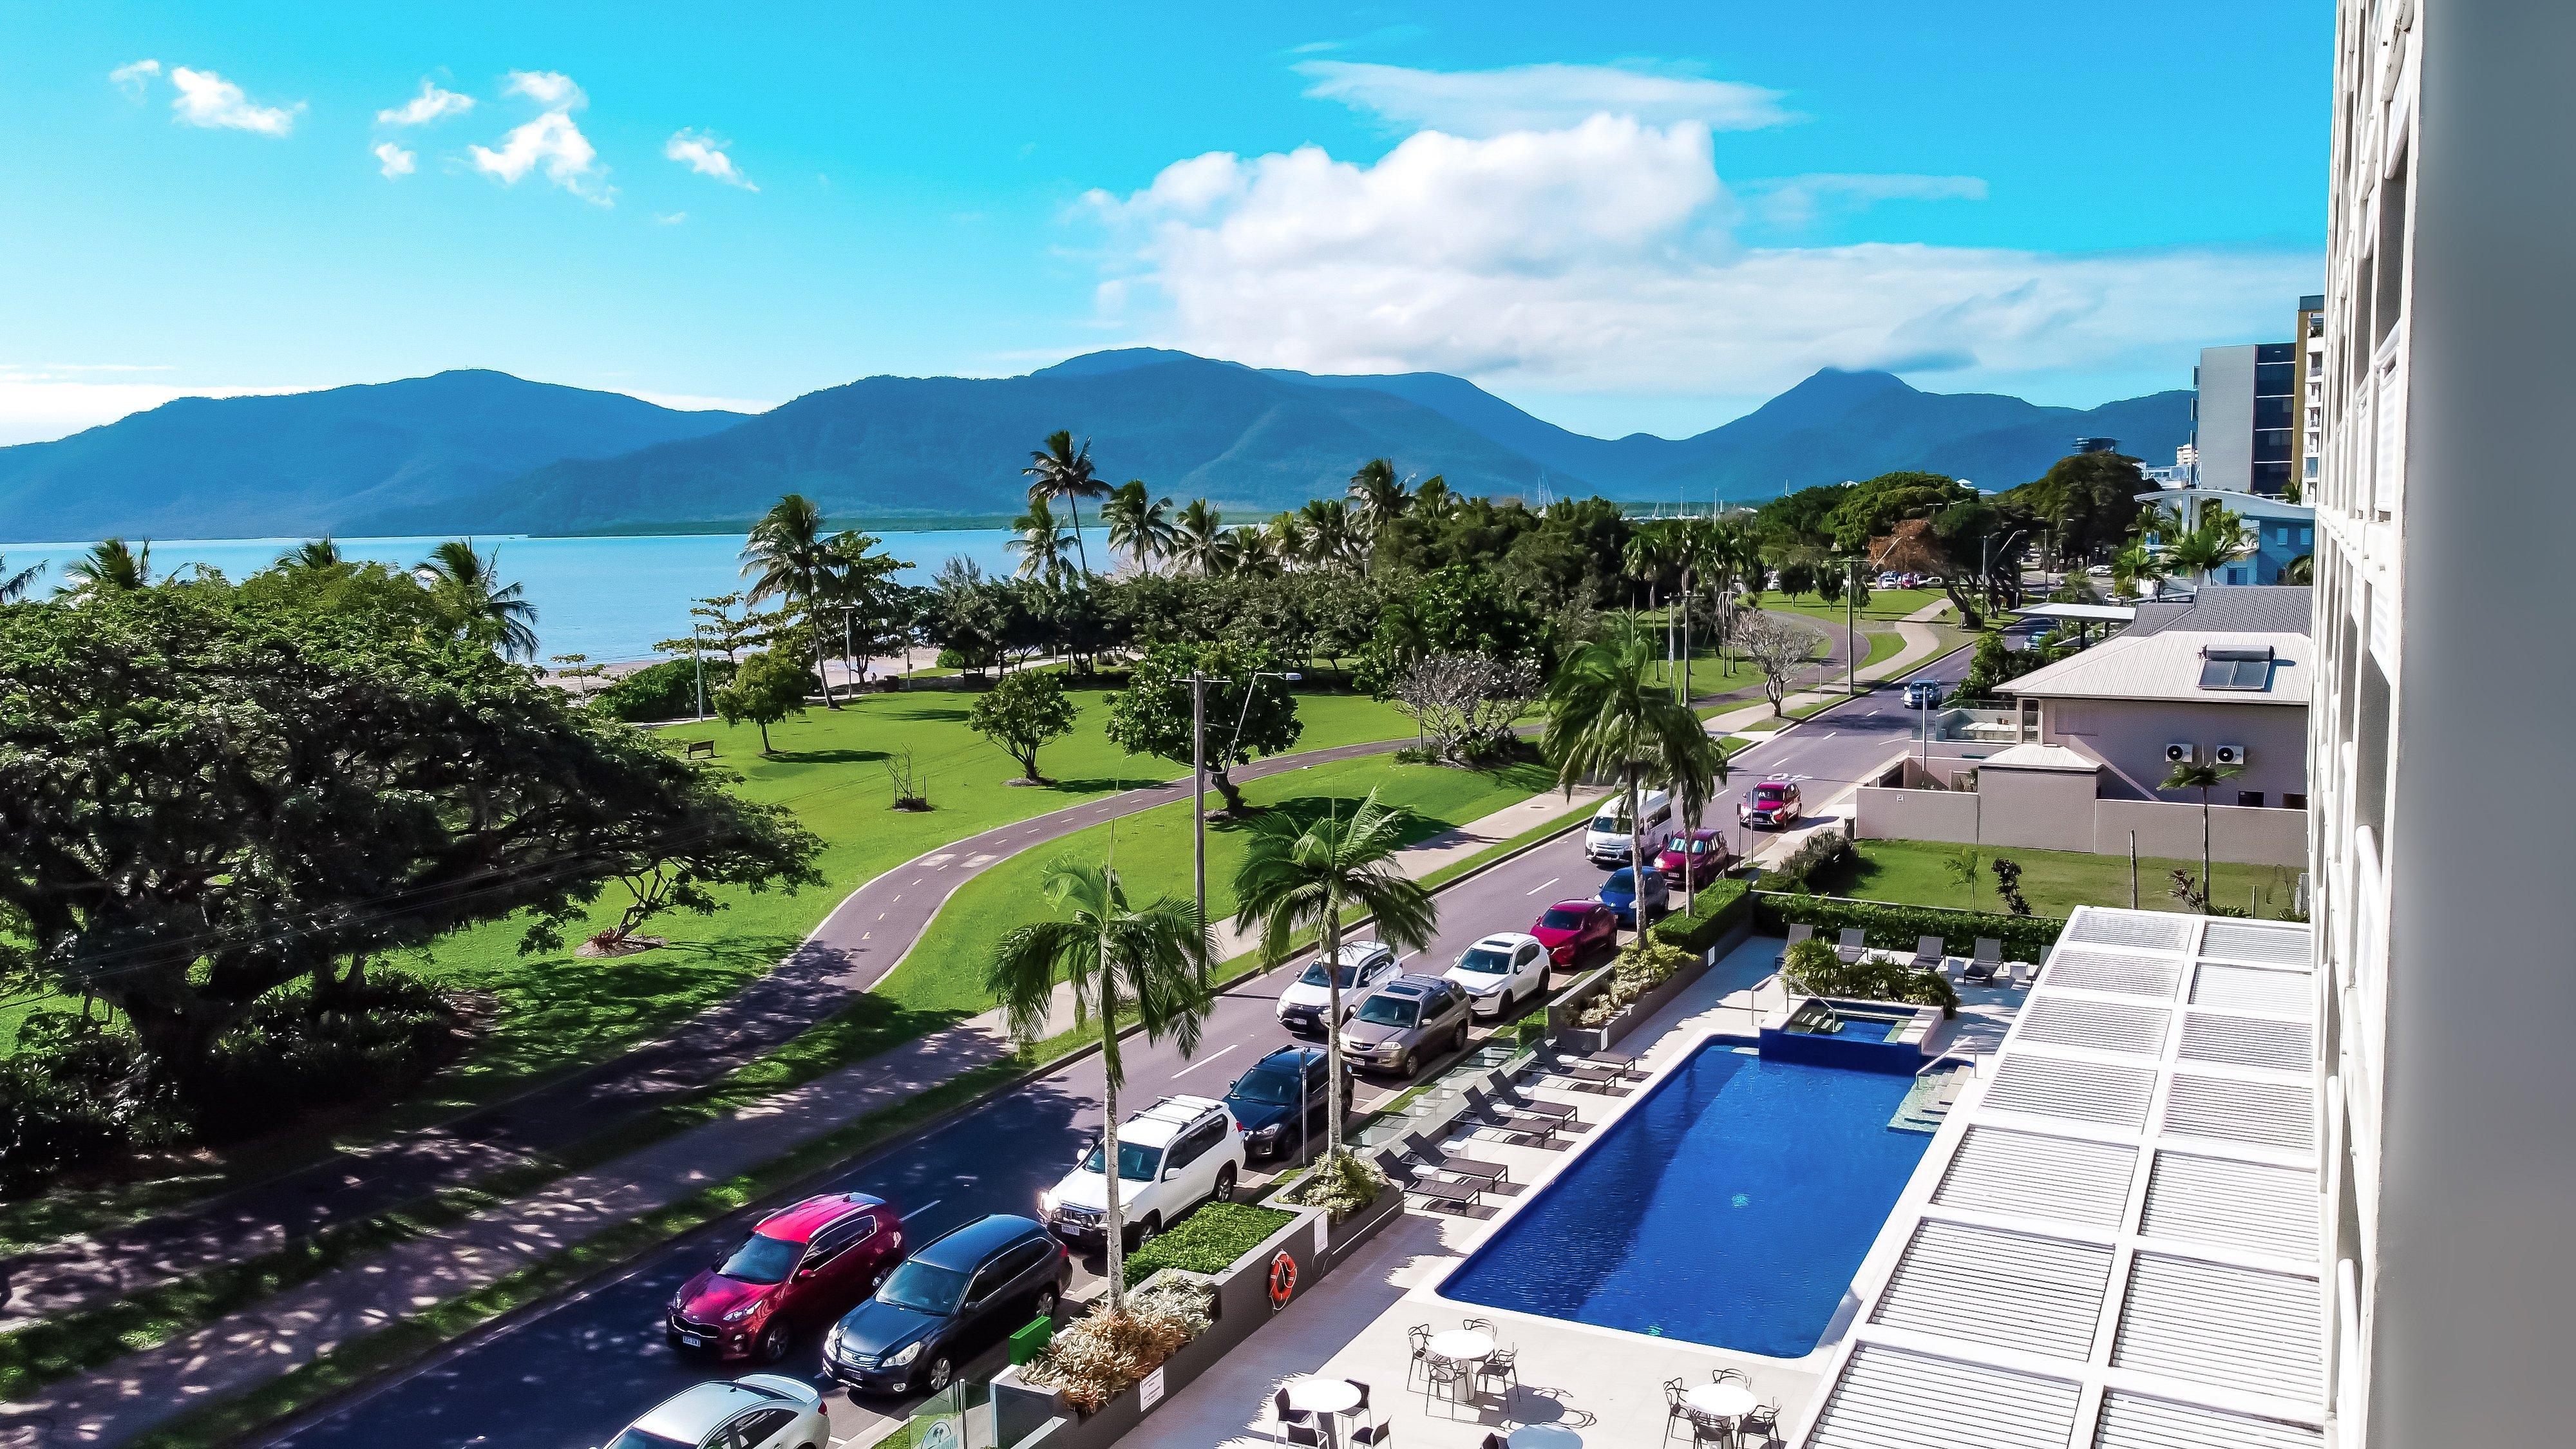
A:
[1689, 1406, 1738, 1444]
[1475, 1341, 1520, 1398]
[1419, 1355, 1470, 1415]
[1345, 1379, 1389, 1446]
[1273, 1386, 1321, 1446]
[1663, 1377, 1693, 1444]
[1406, 1324, 1433, 1388]
[1741, 1399, 1783, 1444]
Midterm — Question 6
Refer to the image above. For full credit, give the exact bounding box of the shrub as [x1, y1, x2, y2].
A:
[1022, 1278, 1214, 1412]
[1122, 1202, 1295, 1287]
[1279, 1148, 1388, 1222]
[591, 658, 734, 723]
[1649, 878, 1751, 954]
[1781, 937, 1961, 1014]
[1756, 829, 1853, 893]
[1577, 936, 1694, 1027]
[1754, 891, 2062, 960]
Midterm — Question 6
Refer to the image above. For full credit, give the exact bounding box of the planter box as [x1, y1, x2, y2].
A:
[991, 1188, 1403, 1449]
[1559, 913, 1755, 1053]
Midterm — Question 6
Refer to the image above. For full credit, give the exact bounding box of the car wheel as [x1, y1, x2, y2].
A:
[1035, 1285, 1061, 1320]
[1453, 1021, 1470, 1052]
[1214, 1164, 1238, 1202]
[922, 1354, 954, 1394]
[1131, 1214, 1161, 1249]
[755, 1320, 790, 1363]
[1398, 1047, 1417, 1077]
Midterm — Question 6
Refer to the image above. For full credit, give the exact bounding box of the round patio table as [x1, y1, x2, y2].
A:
[1428, 1328, 1495, 1363]
[1507, 1425, 1584, 1448]
[1283, 1377, 1364, 1448]
[1687, 1383, 1758, 1419]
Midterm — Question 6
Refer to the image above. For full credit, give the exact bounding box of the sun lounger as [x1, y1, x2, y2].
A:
[1835, 928, 1867, 964]
[1390, 1157, 1482, 1211]
[1909, 934, 1945, 972]
[1464, 1086, 1562, 1144]
[1965, 937, 2003, 983]
[1774, 923, 1815, 967]
[1586, 1049, 1643, 1079]
[1495, 1089, 1577, 1122]
[1540, 1058, 1622, 1091]
[1403, 1133, 1509, 1189]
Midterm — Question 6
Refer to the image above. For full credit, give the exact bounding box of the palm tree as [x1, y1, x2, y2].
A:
[1226, 526, 1279, 578]
[1232, 788, 1439, 1166]
[1544, 618, 1729, 914]
[1267, 511, 1309, 571]
[1412, 475, 1459, 524]
[1346, 458, 1410, 571]
[56, 538, 152, 600]
[276, 537, 345, 572]
[1296, 497, 1358, 571]
[2109, 541, 2166, 600]
[2163, 507, 2253, 585]
[1171, 499, 1228, 576]
[2161, 759, 2246, 913]
[0, 554, 46, 603]
[1102, 481, 1176, 576]
[987, 860, 1213, 1316]
[742, 494, 846, 708]
[1009, 497, 1074, 584]
[417, 540, 540, 661]
[1023, 431, 1110, 578]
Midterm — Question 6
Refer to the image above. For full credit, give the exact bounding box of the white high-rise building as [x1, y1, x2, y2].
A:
[2309, 3, 2576, 1446]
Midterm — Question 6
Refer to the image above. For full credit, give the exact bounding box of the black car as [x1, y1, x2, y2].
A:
[1221, 1046, 1351, 1160]
[822, 1215, 1068, 1397]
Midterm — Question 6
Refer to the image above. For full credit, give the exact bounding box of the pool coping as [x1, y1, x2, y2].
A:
[1412, 983, 1987, 1379]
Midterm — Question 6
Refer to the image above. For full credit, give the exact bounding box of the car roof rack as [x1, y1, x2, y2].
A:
[1133, 1094, 1226, 1127]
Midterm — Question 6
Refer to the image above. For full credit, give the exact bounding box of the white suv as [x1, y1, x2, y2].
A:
[1038, 1095, 1245, 1251]
[1444, 933, 1550, 1018]
[1274, 942, 1400, 1037]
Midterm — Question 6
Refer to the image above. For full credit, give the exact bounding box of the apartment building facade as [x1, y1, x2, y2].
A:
[2309, 3, 2576, 1446]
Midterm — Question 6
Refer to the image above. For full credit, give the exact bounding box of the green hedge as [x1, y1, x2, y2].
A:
[1122, 1202, 1296, 1287]
[1752, 891, 2063, 959]
[1650, 878, 1753, 954]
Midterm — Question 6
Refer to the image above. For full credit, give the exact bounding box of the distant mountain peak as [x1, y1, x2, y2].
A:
[1031, 348, 1242, 379]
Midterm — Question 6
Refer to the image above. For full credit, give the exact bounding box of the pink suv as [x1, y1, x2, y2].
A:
[668, 1192, 904, 1362]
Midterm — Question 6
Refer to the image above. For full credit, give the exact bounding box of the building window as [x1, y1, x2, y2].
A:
[2284, 793, 2308, 811]
[2238, 791, 2266, 808]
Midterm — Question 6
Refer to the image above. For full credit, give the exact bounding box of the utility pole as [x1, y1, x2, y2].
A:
[1191, 672, 1207, 931]
[1846, 558, 1859, 696]
[692, 636, 705, 720]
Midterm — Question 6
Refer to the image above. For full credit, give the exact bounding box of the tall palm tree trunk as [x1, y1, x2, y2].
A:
[1319, 900, 1348, 1163]
[808, 588, 841, 710]
[1098, 963, 1128, 1315]
[1067, 498, 1093, 578]
[1627, 766, 1647, 940]
[2200, 785, 2214, 913]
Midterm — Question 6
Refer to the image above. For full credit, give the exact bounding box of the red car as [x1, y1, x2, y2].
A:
[1531, 898, 1620, 967]
[668, 1192, 904, 1362]
[1656, 828, 1736, 887]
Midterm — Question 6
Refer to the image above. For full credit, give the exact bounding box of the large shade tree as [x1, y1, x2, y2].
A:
[1231, 787, 1438, 1165]
[1544, 618, 1728, 910]
[0, 585, 822, 1095]
[986, 860, 1213, 1314]
[1105, 641, 1302, 811]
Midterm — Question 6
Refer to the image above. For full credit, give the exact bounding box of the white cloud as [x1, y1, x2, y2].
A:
[1296, 60, 1792, 137]
[377, 80, 474, 127]
[665, 129, 756, 189]
[469, 110, 611, 202]
[1083, 117, 2315, 411]
[654, 211, 688, 225]
[374, 142, 417, 178]
[1748, 173, 1989, 229]
[167, 66, 301, 136]
[503, 70, 585, 109]
[109, 59, 161, 99]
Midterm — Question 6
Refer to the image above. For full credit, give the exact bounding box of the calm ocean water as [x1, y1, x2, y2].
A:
[3, 530, 1022, 662]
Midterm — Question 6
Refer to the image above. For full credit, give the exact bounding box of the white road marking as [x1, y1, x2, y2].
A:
[1171, 1043, 1240, 1079]
[901, 1198, 944, 1222]
[1526, 877, 1559, 896]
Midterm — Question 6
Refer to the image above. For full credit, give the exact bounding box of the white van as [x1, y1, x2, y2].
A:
[1584, 789, 1674, 867]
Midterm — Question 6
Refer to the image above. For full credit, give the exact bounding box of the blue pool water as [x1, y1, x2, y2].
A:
[1821, 1016, 1900, 1043]
[1442, 1045, 1930, 1357]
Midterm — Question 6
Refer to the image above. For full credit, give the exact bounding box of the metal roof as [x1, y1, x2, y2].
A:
[1997, 630, 2313, 705]
[2122, 585, 2314, 639]
[2013, 602, 2139, 623]
[1791, 907, 2327, 1449]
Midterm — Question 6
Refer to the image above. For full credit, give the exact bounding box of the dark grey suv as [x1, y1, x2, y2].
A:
[1337, 974, 1472, 1078]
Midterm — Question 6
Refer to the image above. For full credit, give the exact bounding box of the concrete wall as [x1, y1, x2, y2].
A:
[1856, 785, 2307, 867]
[2195, 343, 2258, 493]
[2040, 697, 2309, 803]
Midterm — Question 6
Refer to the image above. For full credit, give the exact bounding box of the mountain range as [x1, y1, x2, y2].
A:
[0, 350, 2188, 542]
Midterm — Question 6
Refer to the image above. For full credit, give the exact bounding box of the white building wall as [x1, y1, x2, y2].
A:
[2313, 4, 2576, 1446]
[2194, 344, 2259, 494]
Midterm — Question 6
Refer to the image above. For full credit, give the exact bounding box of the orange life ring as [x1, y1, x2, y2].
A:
[1267, 1251, 1299, 1307]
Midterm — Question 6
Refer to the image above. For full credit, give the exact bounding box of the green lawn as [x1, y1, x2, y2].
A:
[885, 752, 1558, 1016]
[0, 686, 1416, 1246]
[1817, 837, 2308, 920]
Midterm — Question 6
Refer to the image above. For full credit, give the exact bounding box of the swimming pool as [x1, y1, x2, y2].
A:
[1440, 1045, 1931, 1357]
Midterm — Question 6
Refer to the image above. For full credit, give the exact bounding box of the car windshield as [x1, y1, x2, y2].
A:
[1080, 1139, 1163, 1181]
[1230, 1068, 1301, 1106]
[1593, 803, 1630, 829]
[876, 1258, 971, 1315]
[1299, 957, 1371, 988]
[1355, 995, 1419, 1027]
[1754, 786, 1787, 802]
[1456, 947, 1512, 974]
[715, 1232, 802, 1285]
[1679, 837, 1711, 855]
[606, 1430, 691, 1449]
[1538, 909, 1587, 931]
[1605, 870, 1636, 892]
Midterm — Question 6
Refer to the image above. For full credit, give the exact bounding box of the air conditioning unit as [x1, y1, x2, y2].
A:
[2214, 744, 2248, 766]
[2164, 742, 2197, 764]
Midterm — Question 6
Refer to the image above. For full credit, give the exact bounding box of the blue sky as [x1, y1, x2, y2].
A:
[0, 1, 2331, 446]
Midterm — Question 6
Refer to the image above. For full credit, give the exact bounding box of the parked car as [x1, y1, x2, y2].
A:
[1444, 932, 1551, 1018]
[668, 1193, 904, 1362]
[1598, 865, 1670, 928]
[1739, 778, 1804, 829]
[824, 1215, 1068, 1397]
[1222, 1046, 1348, 1160]
[1583, 789, 1674, 867]
[1876, 571, 1900, 589]
[1904, 677, 1943, 710]
[1274, 941, 1401, 1037]
[1656, 828, 1734, 888]
[1339, 974, 1473, 1077]
[1530, 898, 1619, 966]
[1039, 1095, 1244, 1249]
[605, 1375, 829, 1449]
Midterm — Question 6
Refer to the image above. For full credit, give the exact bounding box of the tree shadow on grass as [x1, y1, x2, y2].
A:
[882, 705, 971, 724]
[1043, 774, 1173, 795]
[766, 747, 891, 766]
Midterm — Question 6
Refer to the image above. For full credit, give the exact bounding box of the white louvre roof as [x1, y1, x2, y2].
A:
[1792, 907, 2327, 1449]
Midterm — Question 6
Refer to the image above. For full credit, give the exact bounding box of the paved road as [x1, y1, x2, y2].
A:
[260, 647, 1976, 1449]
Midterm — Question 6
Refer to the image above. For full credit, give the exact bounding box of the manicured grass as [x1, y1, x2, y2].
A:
[884, 753, 1557, 1017]
[1819, 837, 2308, 920]
[1122, 1202, 1298, 1287]
[0, 687, 1414, 1249]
